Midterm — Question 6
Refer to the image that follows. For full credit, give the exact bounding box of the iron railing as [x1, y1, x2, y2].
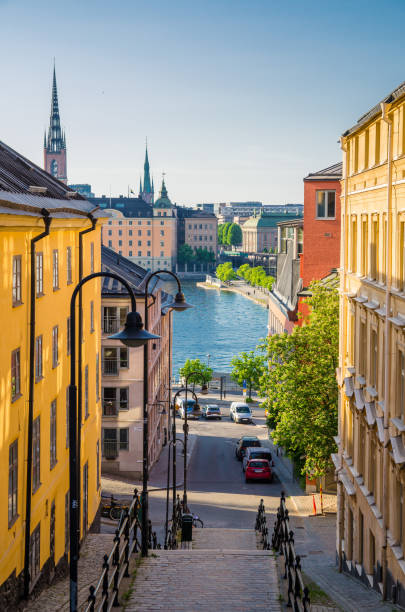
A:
[102, 359, 119, 376]
[102, 400, 128, 416]
[85, 488, 159, 612]
[255, 493, 310, 611]
[166, 495, 183, 549]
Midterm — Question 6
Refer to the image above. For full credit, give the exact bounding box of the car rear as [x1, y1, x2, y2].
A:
[205, 405, 221, 419]
[245, 459, 272, 482]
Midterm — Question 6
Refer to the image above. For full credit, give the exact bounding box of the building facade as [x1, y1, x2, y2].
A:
[242, 211, 301, 253]
[100, 247, 171, 478]
[182, 209, 218, 255]
[337, 82, 405, 607]
[44, 67, 67, 183]
[0, 140, 105, 607]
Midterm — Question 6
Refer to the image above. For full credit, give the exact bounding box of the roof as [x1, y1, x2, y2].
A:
[304, 162, 342, 181]
[101, 245, 173, 309]
[343, 80, 405, 137]
[298, 268, 339, 297]
[277, 218, 303, 229]
[243, 212, 302, 229]
[176, 206, 217, 219]
[93, 196, 153, 218]
[0, 140, 106, 220]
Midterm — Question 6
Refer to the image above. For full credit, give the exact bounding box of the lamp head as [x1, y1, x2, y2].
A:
[108, 311, 160, 347]
[167, 291, 193, 312]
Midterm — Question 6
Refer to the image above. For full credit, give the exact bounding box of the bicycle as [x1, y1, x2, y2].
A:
[101, 495, 129, 521]
[192, 514, 204, 528]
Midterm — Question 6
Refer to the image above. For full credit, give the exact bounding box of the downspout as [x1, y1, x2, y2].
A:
[381, 100, 393, 601]
[337, 135, 349, 573]
[23, 209, 52, 598]
[77, 211, 98, 541]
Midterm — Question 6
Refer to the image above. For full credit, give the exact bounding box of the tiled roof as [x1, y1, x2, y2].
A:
[343, 81, 405, 137]
[92, 196, 153, 218]
[304, 162, 342, 180]
[243, 212, 302, 228]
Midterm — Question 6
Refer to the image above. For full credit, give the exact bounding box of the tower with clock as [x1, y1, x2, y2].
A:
[44, 66, 67, 183]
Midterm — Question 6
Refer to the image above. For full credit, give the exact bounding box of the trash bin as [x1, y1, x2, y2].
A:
[181, 513, 193, 542]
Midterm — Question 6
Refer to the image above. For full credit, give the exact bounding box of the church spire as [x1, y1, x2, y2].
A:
[140, 141, 153, 204]
[43, 64, 67, 183]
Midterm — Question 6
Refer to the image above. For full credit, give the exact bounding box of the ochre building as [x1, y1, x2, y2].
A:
[0, 141, 105, 607]
[337, 81, 405, 607]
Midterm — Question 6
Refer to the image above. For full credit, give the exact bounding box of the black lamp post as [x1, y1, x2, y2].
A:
[68, 271, 159, 612]
[137, 270, 192, 557]
[182, 371, 202, 510]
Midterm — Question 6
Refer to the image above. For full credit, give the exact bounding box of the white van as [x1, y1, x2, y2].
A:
[230, 402, 253, 423]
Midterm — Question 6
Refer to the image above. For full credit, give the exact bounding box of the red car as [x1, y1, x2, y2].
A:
[245, 459, 272, 483]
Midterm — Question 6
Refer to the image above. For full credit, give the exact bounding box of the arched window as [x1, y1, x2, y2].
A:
[50, 160, 58, 177]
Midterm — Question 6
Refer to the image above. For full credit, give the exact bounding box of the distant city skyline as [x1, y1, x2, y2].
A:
[1, 0, 405, 204]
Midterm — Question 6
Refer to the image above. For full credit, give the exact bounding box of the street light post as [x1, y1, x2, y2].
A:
[68, 272, 159, 612]
[183, 371, 201, 510]
[138, 270, 192, 557]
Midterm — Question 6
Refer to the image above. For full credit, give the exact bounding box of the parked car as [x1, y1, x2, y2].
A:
[201, 404, 221, 419]
[243, 447, 273, 471]
[245, 459, 273, 483]
[176, 398, 200, 420]
[235, 436, 261, 460]
[230, 402, 254, 423]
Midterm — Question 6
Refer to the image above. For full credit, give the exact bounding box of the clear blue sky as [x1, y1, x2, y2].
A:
[1, 0, 404, 204]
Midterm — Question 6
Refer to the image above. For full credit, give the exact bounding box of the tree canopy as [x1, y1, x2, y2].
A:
[179, 358, 213, 390]
[258, 281, 339, 477]
[237, 263, 274, 291]
[218, 222, 232, 245]
[178, 243, 195, 264]
[216, 262, 237, 282]
[230, 350, 264, 398]
[226, 223, 242, 246]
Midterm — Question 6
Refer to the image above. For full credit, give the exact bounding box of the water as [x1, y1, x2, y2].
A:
[164, 281, 268, 375]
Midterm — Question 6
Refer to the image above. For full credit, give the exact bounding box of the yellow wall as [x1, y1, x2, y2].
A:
[0, 213, 104, 590]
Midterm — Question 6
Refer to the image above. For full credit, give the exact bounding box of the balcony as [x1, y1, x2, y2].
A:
[103, 439, 118, 460]
[102, 400, 128, 416]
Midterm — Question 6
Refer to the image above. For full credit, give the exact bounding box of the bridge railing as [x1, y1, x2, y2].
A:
[255, 492, 310, 611]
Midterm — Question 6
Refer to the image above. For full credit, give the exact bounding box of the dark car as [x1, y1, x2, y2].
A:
[235, 436, 261, 460]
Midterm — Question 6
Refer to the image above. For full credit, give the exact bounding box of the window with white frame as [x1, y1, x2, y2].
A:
[316, 190, 336, 219]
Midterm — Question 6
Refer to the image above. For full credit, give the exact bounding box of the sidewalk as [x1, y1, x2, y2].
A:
[267, 435, 394, 611]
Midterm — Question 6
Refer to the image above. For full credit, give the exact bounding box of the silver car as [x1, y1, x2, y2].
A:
[243, 447, 273, 472]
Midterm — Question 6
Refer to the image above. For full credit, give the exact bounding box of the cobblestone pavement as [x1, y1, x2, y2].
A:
[23, 534, 113, 611]
[124, 528, 280, 611]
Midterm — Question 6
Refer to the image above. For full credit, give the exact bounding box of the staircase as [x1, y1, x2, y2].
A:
[124, 528, 281, 611]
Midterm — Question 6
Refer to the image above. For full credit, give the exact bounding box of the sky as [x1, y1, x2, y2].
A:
[1, 0, 405, 205]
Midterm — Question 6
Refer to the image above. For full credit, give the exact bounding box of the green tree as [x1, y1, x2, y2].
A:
[216, 262, 237, 282]
[220, 222, 232, 245]
[178, 244, 195, 264]
[230, 350, 264, 399]
[259, 281, 339, 478]
[179, 358, 213, 391]
[218, 224, 224, 244]
[227, 223, 242, 246]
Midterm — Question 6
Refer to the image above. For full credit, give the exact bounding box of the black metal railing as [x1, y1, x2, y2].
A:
[85, 488, 159, 612]
[103, 318, 121, 334]
[102, 439, 119, 459]
[255, 493, 310, 611]
[166, 495, 183, 549]
[102, 359, 119, 376]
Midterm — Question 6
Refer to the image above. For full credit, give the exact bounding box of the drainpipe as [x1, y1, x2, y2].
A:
[381, 100, 393, 601]
[337, 135, 349, 573]
[23, 209, 52, 598]
[77, 212, 98, 540]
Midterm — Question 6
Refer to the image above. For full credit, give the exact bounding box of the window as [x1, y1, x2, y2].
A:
[108, 240, 112, 248]
[188, 224, 192, 229]
[147, 251, 151, 257]
[66, 387, 70, 448]
[120, 428, 129, 450]
[161, 221, 165, 226]
[138, 240, 142, 246]
[50, 400, 57, 469]
[199, 224, 203, 229]
[359, 320, 367, 376]
[103, 347, 128, 375]
[316, 190, 335, 219]
[52, 326, 59, 368]
[102, 387, 129, 415]
[129, 240, 133, 246]
[370, 329, 378, 388]
[118, 230, 122, 236]
[118, 220, 122, 225]
[83, 462, 88, 534]
[351, 217, 357, 273]
[30, 523, 40, 583]
[138, 251, 142, 256]
[361, 218, 368, 276]
[90, 301, 94, 332]
[147, 220, 151, 225]
[138, 220, 141, 225]
[371, 220, 379, 280]
[12, 255, 22, 305]
[147, 240, 151, 246]
[11, 348, 21, 401]
[160, 241, 164, 247]
[36, 252, 43, 296]
[138, 230, 142, 236]
[108, 230, 112, 236]
[398, 349, 405, 421]
[96, 353, 100, 402]
[90, 243, 94, 273]
[66, 247, 72, 284]
[147, 230, 151, 236]
[32, 417, 40, 491]
[129, 250, 132, 256]
[67, 317, 71, 355]
[160, 230, 164, 236]
[35, 336, 43, 381]
[84, 365, 89, 419]
[65, 491, 69, 552]
[160, 251, 164, 257]
[118, 240, 122, 246]
[8, 439, 18, 526]
[53, 250, 59, 290]
[103, 306, 127, 333]
[129, 230, 133, 236]
[96, 440, 100, 490]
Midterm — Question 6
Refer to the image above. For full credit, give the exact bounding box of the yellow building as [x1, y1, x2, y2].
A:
[0, 141, 106, 607]
[337, 81, 405, 606]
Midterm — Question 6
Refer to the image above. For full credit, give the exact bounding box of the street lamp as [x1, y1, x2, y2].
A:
[138, 270, 192, 557]
[182, 371, 202, 510]
[69, 272, 159, 612]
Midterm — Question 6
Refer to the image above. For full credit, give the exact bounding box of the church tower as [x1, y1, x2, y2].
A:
[44, 66, 67, 183]
[140, 144, 154, 204]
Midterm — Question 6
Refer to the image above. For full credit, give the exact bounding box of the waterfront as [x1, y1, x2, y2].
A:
[168, 281, 268, 375]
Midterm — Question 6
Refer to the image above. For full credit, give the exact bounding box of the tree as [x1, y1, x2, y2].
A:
[219, 222, 232, 245]
[218, 224, 225, 244]
[178, 244, 195, 264]
[230, 350, 264, 399]
[179, 358, 213, 391]
[258, 281, 339, 478]
[227, 223, 242, 246]
[237, 263, 274, 291]
[216, 262, 237, 282]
